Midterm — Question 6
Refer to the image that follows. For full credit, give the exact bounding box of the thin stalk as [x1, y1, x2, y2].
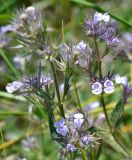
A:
[50, 60, 65, 118]
[0, 128, 6, 160]
[101, 95, 111, 130]
[72, 79, 83, 113]
[94, 38, 102, 79]
[0, 49, 19, 77]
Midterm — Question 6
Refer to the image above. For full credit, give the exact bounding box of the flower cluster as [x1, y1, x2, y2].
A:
[54, 112, 100, 157]
[84, 12, 119, 47]
[115, 74, 127, 85]
[58, 41, 92, 69]
[6, 74, 52, 94]
[91, 74, 128, 95]
[92, 79, 114, 95]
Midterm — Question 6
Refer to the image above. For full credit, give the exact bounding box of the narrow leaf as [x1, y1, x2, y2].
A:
[111, 99, 124, 126]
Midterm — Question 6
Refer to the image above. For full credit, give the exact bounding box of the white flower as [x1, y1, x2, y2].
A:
[104, 87, 115, 93]
[6, 83, 15, 93]
[25, 6, 35, 14]
[94, 12, 110, 22]
[6, 81, 23, 93]
[115, 74, 128, 85]
[104, 80, 114, 94]
[92, 82, 102, 95]
[74, 113, 84, 129]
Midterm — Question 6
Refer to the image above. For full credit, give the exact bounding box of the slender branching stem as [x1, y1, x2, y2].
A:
[94, 38, 102, 79]
[94, 38, 131, 157]
[101, 95, 112, 129]
[50, 60, 65, 118]
[72, 78, 83, 113]
[0, 49, 19, 77]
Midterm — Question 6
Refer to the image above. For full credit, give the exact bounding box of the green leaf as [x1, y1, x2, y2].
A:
[71, 0, 132, 28]
[111, 99, 124, 127]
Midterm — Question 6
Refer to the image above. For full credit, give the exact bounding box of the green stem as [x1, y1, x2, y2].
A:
[82, 150, 89, 160]
[50, 60, 65, 118]
[93, 38, 102, 79]
[72, 78, 83, 113]
[101, 95, 111, 129]
[0, 49, 19, 77]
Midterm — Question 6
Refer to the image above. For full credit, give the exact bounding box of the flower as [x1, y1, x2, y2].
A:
[104, 80, 114, 93]
[74, 113, 84, 129]
[94, 12, 110, 22]
[74, 41, 87, 54]
[0, 25, 12, 33]
[99, 23, 119, 47]
[54, 119, 68, 136]
[83, 17, 107, 38]
[66, 144, 76, 152]
[115, 74, 128, 85]
[82, 136, 89, 146]
[6, 81, 23, 93]
[25, 6, 35, 15]
[92, 82, 102, 95]
[58, 43, 79, 67]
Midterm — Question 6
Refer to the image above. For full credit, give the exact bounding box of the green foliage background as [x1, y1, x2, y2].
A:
[0, 0, 132, 160]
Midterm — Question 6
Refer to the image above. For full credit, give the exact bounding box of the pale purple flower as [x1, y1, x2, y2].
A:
[6, 81, 23, 93]
[115, 74, 128, 85]
[82, 136, 89, 146]
[74, 41, 87, 53]
[66, 143, 76, 152]
[0, 25, 13, 33]
[54, 119, 68, 136]
[40, 75, 52, 88]
[94, 12, 110, 22]
[74, 113, 84, 129]
[104, 80, 115, 93]
[92, 82, 102, 95]
[99, 23, 119, 47]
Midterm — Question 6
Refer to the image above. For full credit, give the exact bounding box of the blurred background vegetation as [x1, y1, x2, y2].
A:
[0, 0, 132, 159]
